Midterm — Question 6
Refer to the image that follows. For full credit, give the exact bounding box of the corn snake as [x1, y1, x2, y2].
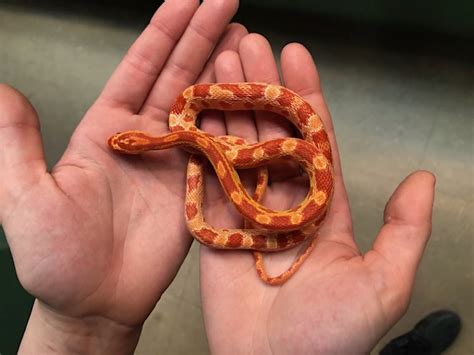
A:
[108, 82, 334, 285]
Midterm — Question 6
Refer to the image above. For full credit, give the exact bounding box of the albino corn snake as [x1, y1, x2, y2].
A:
[108, 82, 334, 285]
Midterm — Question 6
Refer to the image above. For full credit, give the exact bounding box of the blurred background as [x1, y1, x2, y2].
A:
[1, 0, 472, 354]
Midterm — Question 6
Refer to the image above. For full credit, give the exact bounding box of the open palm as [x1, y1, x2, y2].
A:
[0, 0, 245, 350]
[200, 36, 436, 354]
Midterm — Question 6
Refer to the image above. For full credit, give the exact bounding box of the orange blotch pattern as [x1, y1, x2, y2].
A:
[227, 233, 244, 248]
[252, 235, 267, 249]
[170, 94, 186, 114]
[271, 215, 292, 228]
[185, 203, 198, 219]
[277, 235, 291, 249]
[276, 89, 294, 107]
[193, 84, 211, 98]
[301, 200, 321, 221]
[297, 102, 314, 126]
[195, 228, 218, 245]
[187, 175, 201, 192]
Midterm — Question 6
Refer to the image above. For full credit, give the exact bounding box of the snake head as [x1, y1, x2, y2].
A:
[107, 131, 146, 155]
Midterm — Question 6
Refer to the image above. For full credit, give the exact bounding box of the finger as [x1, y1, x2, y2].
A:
[280, 43, 354, 240]
[197, 23, 248, 83]
[140, 0, 239, 121]
[368, 171, 435, 281]
[0, 85, 47, 223]
[199, 24, 249, 137]
[97, 0, 200, 112]
[364, 171, 435, 320]
[239, 34, 300, 182]
[212, 50, 257, 142]
[239, 34, 294, 140]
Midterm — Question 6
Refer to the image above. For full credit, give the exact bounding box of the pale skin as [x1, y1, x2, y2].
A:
[0, 0, 435, 354]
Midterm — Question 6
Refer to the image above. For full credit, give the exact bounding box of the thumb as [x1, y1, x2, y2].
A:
[0, 84, 47, 224]
[365, 171, 435, 317]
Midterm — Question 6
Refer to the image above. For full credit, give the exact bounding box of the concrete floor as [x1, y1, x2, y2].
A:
[1, 2, 472, 354]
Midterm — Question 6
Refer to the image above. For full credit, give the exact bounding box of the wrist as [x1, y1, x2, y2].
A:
[19, 300, 142, 355]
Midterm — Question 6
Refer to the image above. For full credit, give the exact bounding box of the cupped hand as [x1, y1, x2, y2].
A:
[199, 34, 436, 354]
[0, 0, 245, 352]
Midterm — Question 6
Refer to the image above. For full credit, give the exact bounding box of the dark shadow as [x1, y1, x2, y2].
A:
[1, 0, 473, 65]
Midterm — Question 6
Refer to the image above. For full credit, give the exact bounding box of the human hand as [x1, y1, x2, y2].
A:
[199, 34, 436, 354]
[0, 0, 245, 353]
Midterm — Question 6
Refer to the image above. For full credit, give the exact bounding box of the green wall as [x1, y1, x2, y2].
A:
[0, 228, 34, 355]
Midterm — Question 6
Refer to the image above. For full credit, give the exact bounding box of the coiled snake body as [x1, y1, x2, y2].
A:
[108, 83, 334, 285]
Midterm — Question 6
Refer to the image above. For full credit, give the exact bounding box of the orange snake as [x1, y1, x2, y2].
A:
[108, 83, 334, 285]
